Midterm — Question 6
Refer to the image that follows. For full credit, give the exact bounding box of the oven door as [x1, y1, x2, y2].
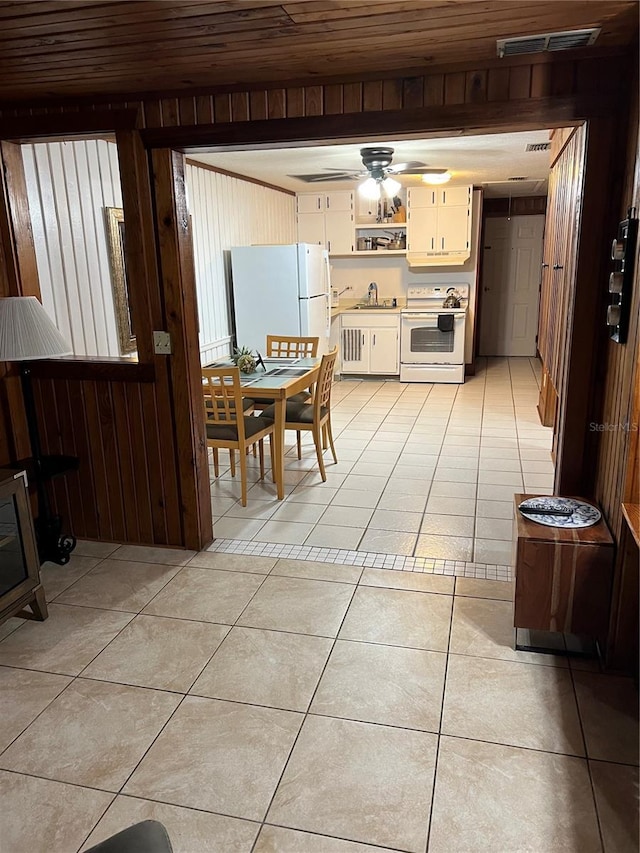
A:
[401, 311, 466, 364]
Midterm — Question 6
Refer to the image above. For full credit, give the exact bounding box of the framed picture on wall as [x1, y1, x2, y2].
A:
[104, 206, 136, 355]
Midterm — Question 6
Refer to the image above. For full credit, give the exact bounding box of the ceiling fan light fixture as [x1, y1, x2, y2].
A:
[421, 171, 452, 185]
[359, 177, 381, 200]
[382, 176, 401, 196]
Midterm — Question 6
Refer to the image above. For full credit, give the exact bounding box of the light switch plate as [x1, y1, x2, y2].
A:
[153, 331, 172, 355]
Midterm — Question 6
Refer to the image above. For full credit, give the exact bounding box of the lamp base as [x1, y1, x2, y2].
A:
[35, 513, 76, 565]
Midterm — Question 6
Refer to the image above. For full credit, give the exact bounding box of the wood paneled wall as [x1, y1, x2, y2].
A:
[31, 368, 181, 544]
[0, 48, 636, 556]
[0, 52, 629, 132]
[483, 196, 547, 217]
[22, 139, 125, 357]
[593, 72, 640, 541]
[185, 161, 296, 365]
[537, 127, 584, 400]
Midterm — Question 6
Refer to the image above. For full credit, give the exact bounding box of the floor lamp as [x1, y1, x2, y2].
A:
[0, 297, 77, 565]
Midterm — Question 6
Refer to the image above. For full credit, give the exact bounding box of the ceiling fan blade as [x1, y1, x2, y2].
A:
[391, 167, 450, 176]
[388, 161, 427, 172]
[289, 172, 358, 183]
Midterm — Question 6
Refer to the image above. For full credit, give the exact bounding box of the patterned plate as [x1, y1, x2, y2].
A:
[518, 497, 602, 528]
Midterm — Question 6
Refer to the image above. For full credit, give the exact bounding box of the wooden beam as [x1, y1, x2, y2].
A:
[151, 148, 212, 550]
[142, 93, 622, 151]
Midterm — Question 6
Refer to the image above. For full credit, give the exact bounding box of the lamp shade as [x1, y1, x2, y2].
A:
[0, 297, 72, 361]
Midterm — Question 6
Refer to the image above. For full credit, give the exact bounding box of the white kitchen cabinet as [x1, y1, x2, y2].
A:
[296, 191, 354, 254]
[369, 326, 399, 373]
[297, 193, 325, 214]
[407, 184, 471, 258]
[440, 185, 472, 207]
[297, 211, 325, 246]
[340, 313, 399, 375]
[341, 326, 370, 372]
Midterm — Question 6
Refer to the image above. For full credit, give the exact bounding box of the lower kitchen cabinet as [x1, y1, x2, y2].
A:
[340, 313, 399, 375]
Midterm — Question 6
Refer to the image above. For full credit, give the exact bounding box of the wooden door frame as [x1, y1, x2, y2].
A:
[0, 90, 630, 548]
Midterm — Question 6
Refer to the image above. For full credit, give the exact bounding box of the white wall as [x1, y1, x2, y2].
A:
[185, 164, 296, 365]
[329, 190, 482, 362]
[22, 139, 124, 357]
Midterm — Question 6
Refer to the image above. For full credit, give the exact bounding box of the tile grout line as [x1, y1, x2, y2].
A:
[424, 568, 457, 853]
[248, 567, 364, 853]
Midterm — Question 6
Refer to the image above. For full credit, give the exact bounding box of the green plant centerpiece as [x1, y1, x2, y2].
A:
[232, 345, 257, 374]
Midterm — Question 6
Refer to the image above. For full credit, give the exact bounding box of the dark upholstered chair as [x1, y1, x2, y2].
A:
[85, 820, 173, 853]
[262, 347, 338, 481]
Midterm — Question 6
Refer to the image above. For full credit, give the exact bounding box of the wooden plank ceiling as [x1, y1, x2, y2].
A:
[0, 0, 637, 105]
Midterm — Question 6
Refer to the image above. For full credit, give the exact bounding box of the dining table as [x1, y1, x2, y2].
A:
[205, 356, 321, 500]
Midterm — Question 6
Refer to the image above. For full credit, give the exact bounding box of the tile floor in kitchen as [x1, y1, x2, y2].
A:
[209, 356, 554, 577]
[1, 544, 638, 853]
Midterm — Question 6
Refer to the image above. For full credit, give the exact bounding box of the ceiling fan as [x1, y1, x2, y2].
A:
[289, 147, 451, 198]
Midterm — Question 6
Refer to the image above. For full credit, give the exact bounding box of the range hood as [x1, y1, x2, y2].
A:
[406, 250, 470, 268]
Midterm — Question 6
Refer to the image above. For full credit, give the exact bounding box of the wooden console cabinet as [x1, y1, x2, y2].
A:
[0, 468, 48, 625]
[513, 494, 614, 642]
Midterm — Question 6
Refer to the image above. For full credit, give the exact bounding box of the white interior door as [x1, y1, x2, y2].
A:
[479, 214, 545, 356]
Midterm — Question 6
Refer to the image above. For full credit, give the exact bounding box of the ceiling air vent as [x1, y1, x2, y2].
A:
[526, 142, 551, 152]
[497, 28, 600, 58]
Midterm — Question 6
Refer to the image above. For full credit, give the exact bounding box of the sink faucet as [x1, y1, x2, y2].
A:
[368, 282, 378, 305]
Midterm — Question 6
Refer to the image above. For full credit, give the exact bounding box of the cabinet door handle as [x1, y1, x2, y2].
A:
[431, 237, 434, 250]
[327, 240, 331, 252]
[326, 197, 330, 209]
[441, 237, 445, 250]
[541, 263, 549, 269]
[553, 264, 563, 270]
[432, 191, 435, 205]
[317, 198, 321, 210]
[373, 334, 376, 346]
[362, 334, 365, 346]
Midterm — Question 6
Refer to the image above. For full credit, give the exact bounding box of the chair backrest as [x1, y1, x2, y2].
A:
[314, 347, 338, 415]
[266, 335, 319, 358]
[202, 367, 246, 443]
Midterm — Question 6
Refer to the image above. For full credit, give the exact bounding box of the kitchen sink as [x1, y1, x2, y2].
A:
[353, 304, 397, 309]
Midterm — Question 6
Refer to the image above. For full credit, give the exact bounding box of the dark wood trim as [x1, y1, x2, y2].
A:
[483, 196, 547, 217]
[0, 45, 631, 113]
[185, 157, 294, 195]
[0, 109, 140, 142]
[151, 149, 212, 550]
[143, 94, 623, 151]
[556, 117, 622, 495]
[28, 359, 155, 383]
[0, 142, 40, 298]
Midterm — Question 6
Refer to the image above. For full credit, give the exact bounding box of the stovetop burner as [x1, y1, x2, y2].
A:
[404, 285, 469, 313]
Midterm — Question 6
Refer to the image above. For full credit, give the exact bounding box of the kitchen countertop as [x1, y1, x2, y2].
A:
[332, 304, 404, 317]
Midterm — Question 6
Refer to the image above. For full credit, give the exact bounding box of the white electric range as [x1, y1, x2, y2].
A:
[400, 285, 469, 383]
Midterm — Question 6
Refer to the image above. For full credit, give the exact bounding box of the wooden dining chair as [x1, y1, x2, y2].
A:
[202, 367, 275, 506]
[262, 347, 338, 482]
[266, 334, 319, 360]
[252, 335, 320, 410]
[253, 335, 322, 455]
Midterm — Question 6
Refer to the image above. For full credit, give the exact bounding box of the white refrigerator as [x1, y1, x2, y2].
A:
[230, 243, 331, 355]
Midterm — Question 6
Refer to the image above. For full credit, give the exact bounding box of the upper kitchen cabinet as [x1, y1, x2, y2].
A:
[406, 185, 472, 265]
[296, 191, 354, 255]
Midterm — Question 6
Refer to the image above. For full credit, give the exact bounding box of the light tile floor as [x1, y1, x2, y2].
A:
[1, 549, 637, 852]
[210, 357, 554, 578]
